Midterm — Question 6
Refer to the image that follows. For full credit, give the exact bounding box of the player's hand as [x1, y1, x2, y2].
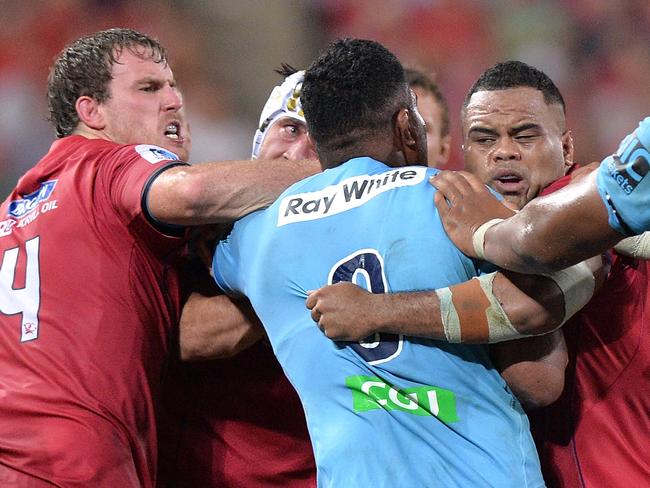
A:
[306, 282, 379, 341]
[430, 170, 515, 258]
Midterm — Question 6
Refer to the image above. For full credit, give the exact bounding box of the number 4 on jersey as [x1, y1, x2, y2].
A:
[0, 236, 41, 342]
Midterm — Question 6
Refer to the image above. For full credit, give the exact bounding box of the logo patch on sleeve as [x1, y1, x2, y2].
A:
[135, 144, 180, 164]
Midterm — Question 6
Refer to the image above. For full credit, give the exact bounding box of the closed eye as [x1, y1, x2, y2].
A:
[514, 134, 538, 142]
[475, 136, 496, 144]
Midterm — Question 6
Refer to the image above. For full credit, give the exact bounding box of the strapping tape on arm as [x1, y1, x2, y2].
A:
[472, 219, 504, 260]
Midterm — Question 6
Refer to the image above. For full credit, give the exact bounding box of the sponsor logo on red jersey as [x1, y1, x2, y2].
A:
[8, 180, 57, 218]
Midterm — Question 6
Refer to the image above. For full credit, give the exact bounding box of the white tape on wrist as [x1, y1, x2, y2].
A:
[436, 287, 460, 342]
[543, 261, 595, 323]
[472, 219, 504, 260]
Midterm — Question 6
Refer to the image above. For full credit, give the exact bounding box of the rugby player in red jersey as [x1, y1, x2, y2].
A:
[162, 68, 317, 488]
[0, 28, 317, 487]
[430, 63, 650, 486]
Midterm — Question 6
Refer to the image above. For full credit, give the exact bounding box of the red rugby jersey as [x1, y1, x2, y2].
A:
[160, 339, 316, 488]
[0, 136, 186, 487]
[530, 168, 650, 487]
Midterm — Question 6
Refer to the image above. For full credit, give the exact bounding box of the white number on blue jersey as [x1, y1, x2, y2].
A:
[0, 236, 41, 342]
[328, 249, 403, 364]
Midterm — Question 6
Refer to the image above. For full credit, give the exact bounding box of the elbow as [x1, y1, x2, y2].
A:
[180, 329, 247, 361]
[179, 317, 263, 362]
[512, 306, 563, 337]
[179, 331, 218, 361]
[180, 340, 236, 362]
[516, 377, 565, 410]
[502, 367, 566, 411]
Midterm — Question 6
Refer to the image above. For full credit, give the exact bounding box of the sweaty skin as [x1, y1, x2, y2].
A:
[462, 88, 573, 210]
[431, 169, 620, 273]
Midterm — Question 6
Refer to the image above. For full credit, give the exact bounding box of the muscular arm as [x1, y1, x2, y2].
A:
[480, 172, 622, 272]
[432, 166, 632, 276]
[308, 271, 577, 409]
[180, 292, 264, 361]
[147, 158, 320, 225]
[433, 118, 650, 272]
[306, 258, 605, 342]
[490, 330, 568, 410]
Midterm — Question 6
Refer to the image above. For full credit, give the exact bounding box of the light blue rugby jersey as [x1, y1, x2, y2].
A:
[214, 157, 544, 488]
[596, 116, 650, 235]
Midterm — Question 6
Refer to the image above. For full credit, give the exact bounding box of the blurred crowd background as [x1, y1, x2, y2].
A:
[2, 0, 649, 200]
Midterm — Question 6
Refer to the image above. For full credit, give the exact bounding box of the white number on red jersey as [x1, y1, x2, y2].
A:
[0, 236, 41, 342]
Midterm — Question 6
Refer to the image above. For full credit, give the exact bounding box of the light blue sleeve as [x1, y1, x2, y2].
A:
[212, 226, 246, 297]
[596, 117, 650, 235]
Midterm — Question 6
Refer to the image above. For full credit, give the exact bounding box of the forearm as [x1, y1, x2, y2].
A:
[483, 173, 622, 272]
[364, 291, 446, 339]
[310, 259, 597, 344]
[379, 272, 565, 341]
[148, 158, 320, 225]
[180, 293, 264, 361]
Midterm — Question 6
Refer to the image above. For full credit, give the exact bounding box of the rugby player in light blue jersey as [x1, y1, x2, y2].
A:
[213, 39, 547, 487]
[432, 117, 650, 273]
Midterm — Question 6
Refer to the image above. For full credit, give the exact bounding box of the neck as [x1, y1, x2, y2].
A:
[320, 138, 406, 170]
[72, 125, 109, 141]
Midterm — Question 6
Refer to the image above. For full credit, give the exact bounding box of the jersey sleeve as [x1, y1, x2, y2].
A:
[595, 117, 650, 236]
[212, 223, 246, 298]
[100, 144, 189, 238]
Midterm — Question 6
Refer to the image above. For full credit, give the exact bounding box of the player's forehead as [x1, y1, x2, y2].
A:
[273, 115, 306, 126]
[110, 48, 174, 85]
[463, 87, 563, 133]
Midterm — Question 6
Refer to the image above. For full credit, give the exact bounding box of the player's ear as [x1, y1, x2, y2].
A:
[438, 133, 452, 166]
[76, 96, 106, 130]
[396, 107, 429, 165]
[562, 130, 575, 170]
[394, 107, 420, 163]
[307, 132, 318, 159]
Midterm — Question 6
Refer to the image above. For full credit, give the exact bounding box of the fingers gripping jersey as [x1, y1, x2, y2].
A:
[596, 117, 650, 235]
[214, 158, 544, 488]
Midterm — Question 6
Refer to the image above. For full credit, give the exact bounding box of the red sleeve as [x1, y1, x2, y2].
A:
[97, 143, 189, 250]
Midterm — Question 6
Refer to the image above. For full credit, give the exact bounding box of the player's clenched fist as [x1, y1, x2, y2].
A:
[306, 282, 380, 341]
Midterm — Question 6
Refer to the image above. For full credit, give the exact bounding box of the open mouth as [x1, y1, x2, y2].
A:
[492, 170, 526, 193]
[497, 174, 522, 185]
[164, 121, 181, 141]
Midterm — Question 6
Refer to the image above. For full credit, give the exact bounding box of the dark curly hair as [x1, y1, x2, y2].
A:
[47, 28, 168, 138]
[463, 60, 565, 115]
[301, 38, 409, 155]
